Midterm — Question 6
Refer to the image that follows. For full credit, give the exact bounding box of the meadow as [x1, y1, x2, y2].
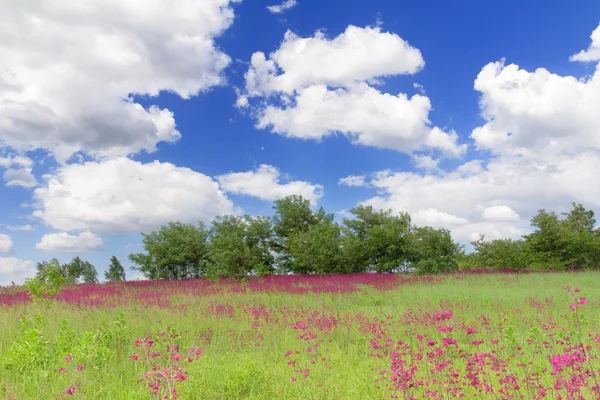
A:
[1, 271, 599, 399]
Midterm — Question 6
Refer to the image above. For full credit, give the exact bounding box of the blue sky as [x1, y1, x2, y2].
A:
[1, 0, 600, 283]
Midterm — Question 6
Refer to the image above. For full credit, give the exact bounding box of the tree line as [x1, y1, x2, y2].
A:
[31, 197, 600, 285]
[128, 195, 463, 280]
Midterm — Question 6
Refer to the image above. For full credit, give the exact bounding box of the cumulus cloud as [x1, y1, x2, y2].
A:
[570, 23, 600, 62]
[339, 175, 367, 187]
[0, 0, 239, 161]
[267, 0, 297, 14]
[217, 164, 323, 204]
[0, 234, 13, 253]
[33, 158, 235, 234]
[472, 59, 600, 160]
[240, 25, 464, 156]
[412, 154, 439, 171]
[3, 168, 37, 188]
[36, 231, 104, 253]
[245, 26, 424, 95]
[480, 205, 520, 222]
[0, 257, 36, 286]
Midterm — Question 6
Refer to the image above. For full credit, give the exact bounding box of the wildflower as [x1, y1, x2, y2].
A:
[130, 354, 139, 361]
[465, 327, 478, 335]
[65, 386, 76, 395]
[65, 354, 73, 363]
[172, 353, 181, 362]
[76, 364, 85, 372]
[58, 367, 67, 374]
[578, 297, 588, 305]
[292, 377, 297, 382]
[437, 325, 454, 333]
[574, 287, 580, 292]
[570, 303, 577, 311]
[149, 351, 161, 359]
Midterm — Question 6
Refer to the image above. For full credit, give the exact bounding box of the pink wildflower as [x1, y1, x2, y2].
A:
[172, 353, 181, 362]
[570, 303, 577, 311]
[65, 386, 76, 395]
[578, 297, 588, 305]
[58, 367, 67, 374]
[65, 354, 73, 363]
[76, 364, 85, 372]
[130, 354, 139, 361]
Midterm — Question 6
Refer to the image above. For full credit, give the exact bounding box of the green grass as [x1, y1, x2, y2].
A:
[1, 272, 599, 399]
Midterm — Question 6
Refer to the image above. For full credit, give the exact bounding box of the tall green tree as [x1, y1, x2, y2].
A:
[129, 222, 210, 280]
[206, 216, 275, 279]
[471, 236, 530, 270]
[342, 206, 412, 273]
[409, 227, 462, 275]
[105, 256, 127, 282]
[288, 218, 346, 274]
[271, 195, 330, 272]
[525, 203, 600, 270]
[80, 260, 99, 283]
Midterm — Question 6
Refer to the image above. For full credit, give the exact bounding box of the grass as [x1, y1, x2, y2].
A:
[1, 271, 599, 399]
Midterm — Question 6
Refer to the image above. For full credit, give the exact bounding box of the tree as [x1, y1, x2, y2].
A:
[471, 236, 530, 270]
[129, 222, 210, 280]
[525, 203, 600, 270]
[80, 260, 98, 283]
[342, 206, 412, 273]
[105, 256, 126, 282]
[288, 218, 346, 274]
[409, 227, 462, 275]
[206, 216, 275, 279]
[271, 195, 330, 272]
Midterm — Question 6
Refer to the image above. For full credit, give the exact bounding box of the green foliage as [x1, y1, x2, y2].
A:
[129, 222, 210, 280]
[3, 315, 50, 372]
[271, 195, 330, 272]
[206, 216, 275, 279]
[26, 259, 66, 302]
[342, 206, 412, 273]
[471, 236, 531, 270]
[288, 217, 346, 274]
[105, 256, 127, 282]
[409, 227, 462, 274]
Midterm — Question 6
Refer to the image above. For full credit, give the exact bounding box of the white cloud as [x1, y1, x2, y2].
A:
[5, 225, 35, 232]
[480, 205, 520, 222]
[267, 0, 297, 14]
[33, 157, 235, 234]
[217, 164, 323, 204]
[339, 175, 367, 187]
[242, 25, 464, 157]
[471, 60, 600, 160]
[257, 83, 466, 156]
[3, 168, 37, 188]
[0, 155, 33, 168]
[0, 257, 35, 285]
[0, 0, 239, 161]
[245, 25, 424, 96]
[0, 234, 13, 253]
[570, 23, 600, 62]
[412, 154, 439, 171]
[36, 231, 103, 253]
[413, 82, 426, 95]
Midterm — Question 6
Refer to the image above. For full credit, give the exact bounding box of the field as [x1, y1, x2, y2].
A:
[1, 272, 599, 399]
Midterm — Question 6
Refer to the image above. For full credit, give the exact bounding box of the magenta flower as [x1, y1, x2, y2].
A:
[130, 354, 139, 361]
[65, 354, 73, 363]
[570, 303, 577, 311]
[578, 297, 588, 305]
[76, 364, 85, 372]
[172, 353, 181, 362]
[58, 367, 67, 374]
[65, 386, 76, 395]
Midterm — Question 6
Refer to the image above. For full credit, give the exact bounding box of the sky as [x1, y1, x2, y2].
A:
[1, 0, 600, 284]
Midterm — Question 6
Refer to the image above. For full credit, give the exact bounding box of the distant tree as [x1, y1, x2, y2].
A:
[525, 203, 600, 270]
[129, 222, 210, 280]
[409, 227, 462, 275]
[342, 206, 412, 273]
[105, 256, 127, 282]
[80, 260, 98, 283]
[288, 218, 346, 274]
[28, 259, 66, 301]
[271, 195, 330, 272]
[206, 215, 275, 279]
[471, 236, 530, 270]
